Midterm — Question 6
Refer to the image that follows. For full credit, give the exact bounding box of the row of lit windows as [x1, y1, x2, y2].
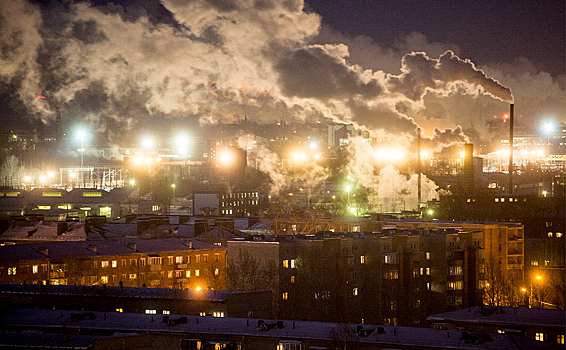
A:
[222, 192, 258, 199]
[547, 232, 563, 238]
[282, 259, 296, 268]
[221, 200, 259, 207]
[532, 333, 564, 344]
[98, 254, 220, 268]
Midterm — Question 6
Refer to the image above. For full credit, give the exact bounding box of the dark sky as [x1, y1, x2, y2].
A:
[307, 0, 565, 78]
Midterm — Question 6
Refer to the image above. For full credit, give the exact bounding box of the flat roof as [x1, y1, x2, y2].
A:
[0, 308, 558, 350]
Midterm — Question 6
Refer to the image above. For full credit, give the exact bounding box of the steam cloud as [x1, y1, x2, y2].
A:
[0, 0, 563, 203]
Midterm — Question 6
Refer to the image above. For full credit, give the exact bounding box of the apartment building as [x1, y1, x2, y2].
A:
[0, 238, 226, 291]
[227, 228, 486, 326]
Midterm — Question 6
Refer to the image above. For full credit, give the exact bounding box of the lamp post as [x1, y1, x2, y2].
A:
[171, 184, 176, 201]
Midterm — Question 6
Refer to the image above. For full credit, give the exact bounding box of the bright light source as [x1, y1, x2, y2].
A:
[195, 286, 202, 291]
[40, 176, 46, 182]
[350, 208, 356, 214]
[145, 157, 152, 165]
[309, 142, 318, 150]
[219, 150, 233, 165]
[77, 130, 85, 140]
[345, 185, 352, 192]
[300, 153, 306, 160]
[69, 172, 76, 179]
[460, 151, 466, 157]
[47, 172, 55, 178]
[536, 275, 542, 280]
[174, 134, 189, 155]
[420, 150, 428, 158]
[24, 176, 31, 182]
[141, 136, 154, 149]
[427, 209, 433, 215]
[171, 184, 176, 188]
[130, 179, 135, 185]
[544, 123, 553, 132]
[314, 154, 320, 160]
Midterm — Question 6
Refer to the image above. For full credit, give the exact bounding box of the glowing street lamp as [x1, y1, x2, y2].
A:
[171, 184, 176, 201]
[345, 184, 352, 204]
[141, 136, 155, 149]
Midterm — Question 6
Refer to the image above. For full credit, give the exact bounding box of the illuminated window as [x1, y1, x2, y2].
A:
[101, 276, 108, 284]
[384, 254, 398, 264]
[557, 334, 564, 344]
[548, 232, 553, 237]
[557, 232, 563, 238]
[277, 341, 302, 350]
[8, 267, 16, 275]
[149, 257, 162, 265]
[168, 256, 174, 265]
[353, 287, 358, 296]
[186, 270, 191, 278]
[145, 309, 156, 314]
[290, 275, 295, 283]
[101, 261, 109, 268]
[447, 281, 463, 290]
[129, 274, 137, 280]
[6, 192, 19, 197]
[195, 270, 199, 277]
[282, 259, 289, 268]
[111, 261, 117, 268]
[32, 265, 38, 274]
[115, 308, 123, 313]
[282, 292, 288, 300]
[83, 192, 102, 197]
[535, 333, 544, 341]
[426, 282, 431, 290]
[426, 252, 431, 260]
[42, 191, 62, 197]
[360, 255, 365, 264]
[58, 205, 72, 209]
[175, 256, 183, 264]
[531, 260, 539, 266]
[214, 268, 219, 276]
[167, 271, 173, 278]
[290, 259, 296, 268]
[36, 206, 51, 210]
[99, 207, 111, 217]
[152, 205, 159, 211]
[163, 310, 170, 315]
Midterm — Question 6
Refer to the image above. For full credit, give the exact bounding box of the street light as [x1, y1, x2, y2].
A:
[171, 184, 176, 201]
[345, 184, 352, 205]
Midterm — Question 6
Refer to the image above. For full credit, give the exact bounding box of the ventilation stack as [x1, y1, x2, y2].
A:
[508, 104, 514, 195]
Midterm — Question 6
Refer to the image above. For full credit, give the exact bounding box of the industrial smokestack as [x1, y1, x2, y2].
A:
[509, 104, 514, 195]
[417, 128, 422, 206]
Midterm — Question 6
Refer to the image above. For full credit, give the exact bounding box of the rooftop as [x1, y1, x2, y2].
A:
[0, 308, 557, 350]
[428, 306, 565, 329]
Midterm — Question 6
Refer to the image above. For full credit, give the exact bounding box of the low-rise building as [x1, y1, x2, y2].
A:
[0, 238, 226, 290]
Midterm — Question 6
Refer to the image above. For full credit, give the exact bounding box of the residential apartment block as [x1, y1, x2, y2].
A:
[0, 238, 226, 291]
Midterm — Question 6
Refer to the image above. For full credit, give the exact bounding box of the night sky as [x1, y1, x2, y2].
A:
[307, 0, 565, 78]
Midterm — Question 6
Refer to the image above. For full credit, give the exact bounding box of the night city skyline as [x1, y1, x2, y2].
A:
[0, 1, 564, 349]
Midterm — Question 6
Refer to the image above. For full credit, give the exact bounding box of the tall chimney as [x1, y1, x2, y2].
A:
[417, 128, 422, 207]
[509, 104, 514, 195]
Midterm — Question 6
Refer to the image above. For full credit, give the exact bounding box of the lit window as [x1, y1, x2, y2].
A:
[111, 261, 117, 268]
[99, 207, 111, 217]
[426, 282, 430, 290]
[214, 268, 219, 276]
[175, 256, 183, 264]
[168, 256, 174, 265]
[353, 287, 358, 296]
[426, 252, 431, 260]
[36, 206, 51, 210]
[557, 334, 564, 344]
[290, 259, 296, 268]
[447, 281, 463, 290]
[282, 292, 288, 300]
[535, 333, 544, 341]
[129, 274, 137, 280]
[426, 267, 430, 275]
[42, 191, 62, 197]
[290, 275, 295, 283]
[384, 254, 398, 264]
[82, 192, 102, 197]
[163, 310, 170, 315]
[115, 308, 123, 313]
[548, 232, 553, 237]
[282, 260, 289, 268]
[531, 260, 539, 266]
[101, 276, 108, 284]
[195, 270, 199, 277]
[101, 261, 109, 268]
[168, 271, 173, 278]
[145, 309, 156, 314]
[360, 255, 365, 264]
[186, 271, 191, 278]
[557, 232, 563, 238]
[32, 265, 38, 274]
